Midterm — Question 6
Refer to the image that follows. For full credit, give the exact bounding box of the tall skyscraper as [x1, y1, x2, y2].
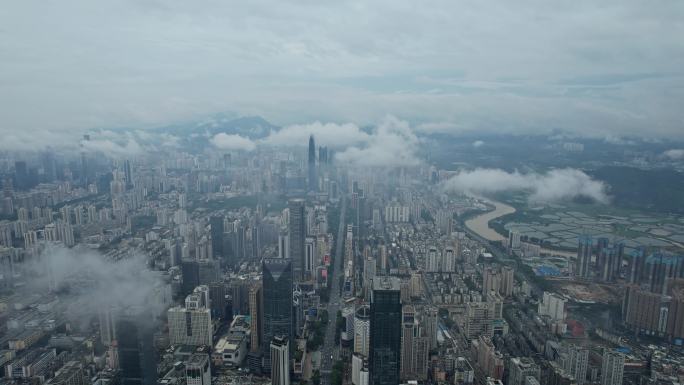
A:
[576, 235, 592, 278]
[124, 159, 133, 189]
[115, 308, 157, 385]
[278, 230, 290, 259]
[180, 259, 200, 296]
[208, 282, 228, 319]
[249, 282, 263, 353]
[288, 199, 306, 281]
[628, 247, 647, 284]
[597, 240, 624, 282]
[270, 336, 290, 385]
[308, 135, 317, 193]
[210, 216, 224, 260]
[369, 277, 401, 385]
[600, 350, 625, 385]
[14, 161, 29, 190]
[400, 305, 427, 380]
[423, 306, 438, 350]
[262, 258, 293, 373]
[645, 253, 684, 295]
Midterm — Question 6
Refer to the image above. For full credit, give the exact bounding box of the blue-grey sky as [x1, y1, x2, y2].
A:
[1, 0, 684, 147]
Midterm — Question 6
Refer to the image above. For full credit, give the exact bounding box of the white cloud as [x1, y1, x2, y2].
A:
[210, 133, 256, 151]
[442, 168, 610, 204]
[26, 244, 169, 324]
[261, 121, 370, 147]
[335, 116, 421, 168]
[81, 136, 146, 158]
[663, 149, 684, 160]
[473, 140, 484, 148]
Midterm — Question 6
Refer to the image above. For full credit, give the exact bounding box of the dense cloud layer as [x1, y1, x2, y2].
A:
[335, 116, 421, 168]
[442, 168, 610, 204]
[1, 1, 683, 139]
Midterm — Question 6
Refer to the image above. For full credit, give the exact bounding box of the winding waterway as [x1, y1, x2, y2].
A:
[465, 197, 577, 258]
[465, 199, 516, 242]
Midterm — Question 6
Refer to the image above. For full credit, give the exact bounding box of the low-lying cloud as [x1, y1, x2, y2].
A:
[81, 136, 147, 158]
[211, 133, 256, 151]
[442, 168, 610, 204]
[663, 149, 684, 160]
[334, 116, 421, 168]
[261, 121, 370, 147]
[27, 244, 170, 324]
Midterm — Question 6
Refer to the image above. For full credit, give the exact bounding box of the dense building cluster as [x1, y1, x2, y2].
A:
[0, 131, 681, 385]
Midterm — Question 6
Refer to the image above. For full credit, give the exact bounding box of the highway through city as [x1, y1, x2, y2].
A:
[320, 196, 346, 385]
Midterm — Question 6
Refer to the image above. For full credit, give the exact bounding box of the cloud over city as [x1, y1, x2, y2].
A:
[442, 168, 610, 204]
[663, 149, 684, 160]
[211, 133, 256, 151]
[261, 122, 370, 148]
[335, 116, 421, 168]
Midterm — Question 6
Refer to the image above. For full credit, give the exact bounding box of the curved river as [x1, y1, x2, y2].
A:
[465, 198, 516, 242]
[465, 198, 577, 258]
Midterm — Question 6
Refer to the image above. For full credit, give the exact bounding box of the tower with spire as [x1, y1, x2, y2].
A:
[308, 135, 317, 193]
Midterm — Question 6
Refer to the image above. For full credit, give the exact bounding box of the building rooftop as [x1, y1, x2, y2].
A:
[373, 276, 400, 291]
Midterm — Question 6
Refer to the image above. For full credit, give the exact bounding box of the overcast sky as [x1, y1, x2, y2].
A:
[1, 0, 683, 142]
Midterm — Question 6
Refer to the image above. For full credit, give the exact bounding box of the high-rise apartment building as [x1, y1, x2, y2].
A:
[575, 235, 592, 278]
[508, 357, 540, 385]
[270, 336, 290, 385]
[538, 292, 566, 321]
[354, 305, 371, 356]
[600, 350, 625, 385]
[168, 292, 213, 347]
[563, 345, 589, 385]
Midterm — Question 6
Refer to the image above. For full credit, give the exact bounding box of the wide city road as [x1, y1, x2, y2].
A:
[320, 196, 346, 385]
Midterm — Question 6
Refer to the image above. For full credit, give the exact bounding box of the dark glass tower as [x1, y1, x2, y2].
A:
[262, 258, 293, 373]
[124, 159, 133, 189]
[116, 308, 157, 385]
[181, 260, 200, 296]
[288, 199, 306, 281]
[369, 277, 402, 385]
[210, 216, 224, 260]
[308, 135, 317, 193]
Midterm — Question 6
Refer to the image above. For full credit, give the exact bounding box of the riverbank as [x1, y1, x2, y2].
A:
[464, 199, 516, 242]
[464, 197, 577, 258]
